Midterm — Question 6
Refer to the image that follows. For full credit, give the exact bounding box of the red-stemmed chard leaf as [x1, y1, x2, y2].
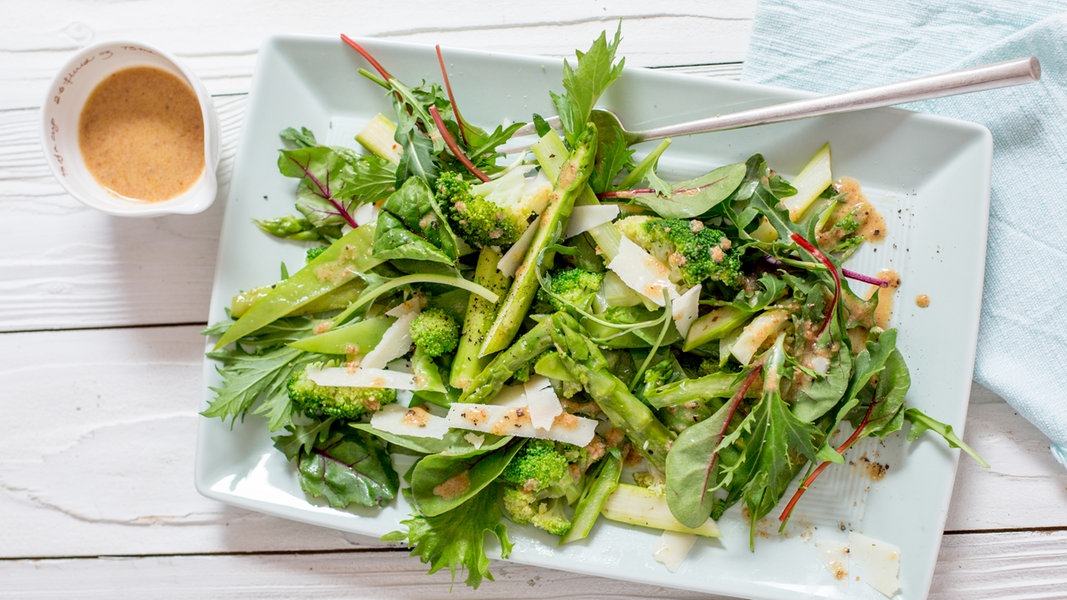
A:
[664, 365, 763, 529]
[596, 162, 746, 219]
[842, 268, 890, 287]
[777, 398, 877, 524]
[765, 255, 889, 288]
[791, 232, 840, 338]
[428, 106, 490, 182]
[435, 45, 469, 146]
[284, 152, 358, 229]
[340, 33, 393, 81]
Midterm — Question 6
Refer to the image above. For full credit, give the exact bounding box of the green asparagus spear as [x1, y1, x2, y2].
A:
[479, 127, 598, 356]
[450, 246, 513, 390]
[549, 313, 676, 471]
[531, 130, 621, 262]
[458, 317, 556, 405]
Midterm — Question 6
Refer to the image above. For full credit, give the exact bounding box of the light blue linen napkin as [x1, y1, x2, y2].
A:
[742, 1, 1067, 467]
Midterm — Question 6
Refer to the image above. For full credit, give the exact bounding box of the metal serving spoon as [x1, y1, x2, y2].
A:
[508, 56, 1040, 150]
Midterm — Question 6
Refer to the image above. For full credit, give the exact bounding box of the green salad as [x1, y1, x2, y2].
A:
[204, 27, 983, 588]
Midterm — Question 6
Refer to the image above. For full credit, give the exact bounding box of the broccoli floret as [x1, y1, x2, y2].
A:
[501, 439, 572, 492]
[436, 168, 550, 248]
[538, 268, 604, 312]
[305, 245, 329, 262]
[617, 215, 744, 288]
[287, 364, 397, 420]
[409, 308, 460, 358]
[500, 440, 582, 536]
[501, 487, 573, 536]
[640, 358, 678, 397]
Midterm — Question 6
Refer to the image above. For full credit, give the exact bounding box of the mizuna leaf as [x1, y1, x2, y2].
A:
[550, 24, 625, 145]
[383, 484, 513, 590]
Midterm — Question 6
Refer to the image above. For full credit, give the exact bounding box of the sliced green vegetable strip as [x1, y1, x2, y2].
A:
[480, 127, 597, 356]
[215, 224, 383, 349]
[560, 449, 622, 544]
[231, 278, 365, 319]
[288, 315, 393, 354]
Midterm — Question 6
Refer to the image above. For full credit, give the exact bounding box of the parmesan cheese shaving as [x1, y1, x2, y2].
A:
[523, 376, 563, 431]
[363, 305, 420, 368]
[445, 402, 596, 446]
[670, 284, 702, 338]
[607, 235, 680, 307]
[497, 216, 539, 277]
[652, 530, 697, 573]
[848, 532, 901, 598]
[564, 204, 620, 238]
[307, 366, 418, 390]
[370, 404, 449, 439]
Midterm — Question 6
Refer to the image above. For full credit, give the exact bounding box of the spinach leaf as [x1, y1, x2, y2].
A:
[631, 162, 747, 219]
[275, 424, 399, 509]
[372, 176, 460, 264]
[409, 437, 523, 517]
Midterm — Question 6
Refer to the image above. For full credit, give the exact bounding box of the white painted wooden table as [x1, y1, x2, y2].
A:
[2, 2, 1065, 598]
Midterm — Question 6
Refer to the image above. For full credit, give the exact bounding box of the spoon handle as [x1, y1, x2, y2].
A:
[637, 56, 1041, 143]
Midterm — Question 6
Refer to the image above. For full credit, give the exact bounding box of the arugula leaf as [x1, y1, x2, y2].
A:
[463, 121, 527, 174]
[722, 154, 797, 240]
[905, 408, 988, 468]
[644, 163, 674, 197]
[550, 24, 625, 146]
[275, 424, 399, 508]
[747, 180, 800, 241]
[589, 133, 633, 193]
[383, 484, 513, 590]
[385, 78, 449, 182]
